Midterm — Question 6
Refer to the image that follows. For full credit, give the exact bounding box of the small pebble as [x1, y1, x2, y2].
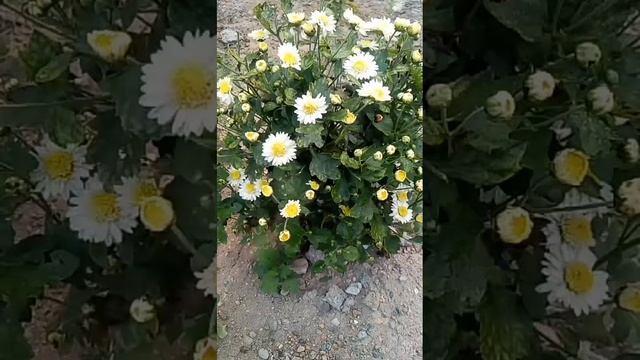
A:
[258, 348, 269, 359]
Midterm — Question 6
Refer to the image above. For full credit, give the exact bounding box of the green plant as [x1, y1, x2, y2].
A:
[216, 0, 423, 294]
[0, 0, 216, 358]
[426, 0, 640, 359]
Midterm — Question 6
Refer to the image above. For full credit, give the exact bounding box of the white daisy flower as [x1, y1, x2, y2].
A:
[226, 166, 246, 188]
[217, 77, 234, 109]
[30, 136, 92, 201]
[113, 176, 161, 210]
[343, 8, 364, 26]
[363, 17, 395, 40]
[357, 79, 391, 102]
[67, 177, 138, 246]
[280, 200, 301, 218]
[542, 212, 597, 249]
[193, 337, 216, 360]
[392, 186, 411, 203]
[194, 260, 215, 297]
[248, 29, 269, 41]
[262, 132, 297, 166]
[86, 30, 132, 62]
[536, 244, 609, 316]
[277, 42, 302, 70]
[287, 12, 305, 25]
[238, 179, 262, 201]
[139, 31, 216, 137]
[390, 199, 413, 224]
[294, 92, 328, 124]
[310, 10, 336, 35]
[343, 52, 378, 80]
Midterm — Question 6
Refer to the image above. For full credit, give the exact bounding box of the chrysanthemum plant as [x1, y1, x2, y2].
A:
[426, 0, 640, 359]
[217, 0, 423, 294]
[0, 0, 216, 358]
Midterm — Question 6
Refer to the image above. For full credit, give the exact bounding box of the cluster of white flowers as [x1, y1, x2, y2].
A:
[31, 136, 175, 246]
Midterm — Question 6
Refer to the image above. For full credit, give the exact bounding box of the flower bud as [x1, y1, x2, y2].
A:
[330, 94, 342, 105]
[373, 151, 383, 160]
[394, 18, 411, 31]
[271, 65, 280, 73]
[305, 190, 315, 200]
[619, 286, 640, 313]
[241, 103, 251, 112]
[416, 179, 423, 192]
[395, 170, 407, 182]
[258, 41, 269, 52]
[140, 196, 174, 232]
[245, 131, 259, 142]
[588, 85, 614, 114]
[238, 92, 248, 102]
[606, 69, 619, 85]
[301, 22, 316, 36]
[406, 149, 415, 159]
[401, 92, 414, 104]
[386, 145, 396, 155]
[258, 218, 268, 226]
[618, 178, 640, 216]
[526, 70, 555, 101]
[485, 90, 516, 119]
[287, 12, 305, 25]
[576, 42, 601, 67]
[407, 22, 421, 36]
[496, 207, 533, 244]
[256, 59, 268, 72]
[624, 138, 639, 163]
[376, 189, 388, 201]
[401, 136, 411, 143]
[343, 110, 357, 124]
[354, 149, 363, 157]
[411, 49, 422, 63]
[417, 107, 423, 120]
[261, 184, 273, 197]
[418, 166, 423, 175]
[279, 230, 291, 242]
[426, 84, 452, 108]
[129, 297, 156, 323]
[87, 30, 132, 62]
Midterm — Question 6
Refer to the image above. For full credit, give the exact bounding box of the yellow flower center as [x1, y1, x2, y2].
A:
[141, 197, 174, 231]
[620, 288, 640, 313]
[230, 170, 242, 181]
[172, 64, 214, 108]
[94, 34, 114, 50]
[511, 215, 531, 239]
[398, 191, 409, 202]
[353, 60, 368, 73]
[283, 52, 298, 66]
[44, 151, 74, 180]
[398, 206, 409, 218]
[303, 102, 318, 115]
[372, 88, 386, 101]
[395, 170, 407, 182]
[203, 347, 217, 360]
[564, 151, 589, 182]
[91, 193, 121, 223]
[245, 182, 257, 193]
[377, 189, 388, 200]
[219, 81, 232, 94]
[319, 15, 330, 26]
[565, 262, 595, 294]
[416, 213, 423, 223]
[284, 203, 300, 218]
[562, 216, 594, 247]
[340, 206, 352, 217]
[272, 142, 287, 158]
[134, 181, 160, 205]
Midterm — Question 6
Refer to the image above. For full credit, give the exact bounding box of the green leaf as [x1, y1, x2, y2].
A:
[339, 152, 360, 169]
[295, 124, 325, 148]
[480, 288, 533, 360]
[41, 250, 79, 281]
[309, 152, 340, 182]
[331, 177, 351, 203]
[104, 66, 169, 139]
[261, 270, 280, 294]
[343, 245, 359, 262]
[464, 111, 516, 152]
[369, 215, 388, 243]
[443, 143, 527, 186]
[173, 139, 215, 184]
[45, 107, 85, 146]
[0, 316, 33, 360]
[35, 52, 72, 83]
[566, 111, 612, 156]
[483, 0, 547, 42]
[425, 117, 446, 146]
[371, 114, 393, 135]
[352, 194, 376, 223]
[165, 177, 214, 241]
